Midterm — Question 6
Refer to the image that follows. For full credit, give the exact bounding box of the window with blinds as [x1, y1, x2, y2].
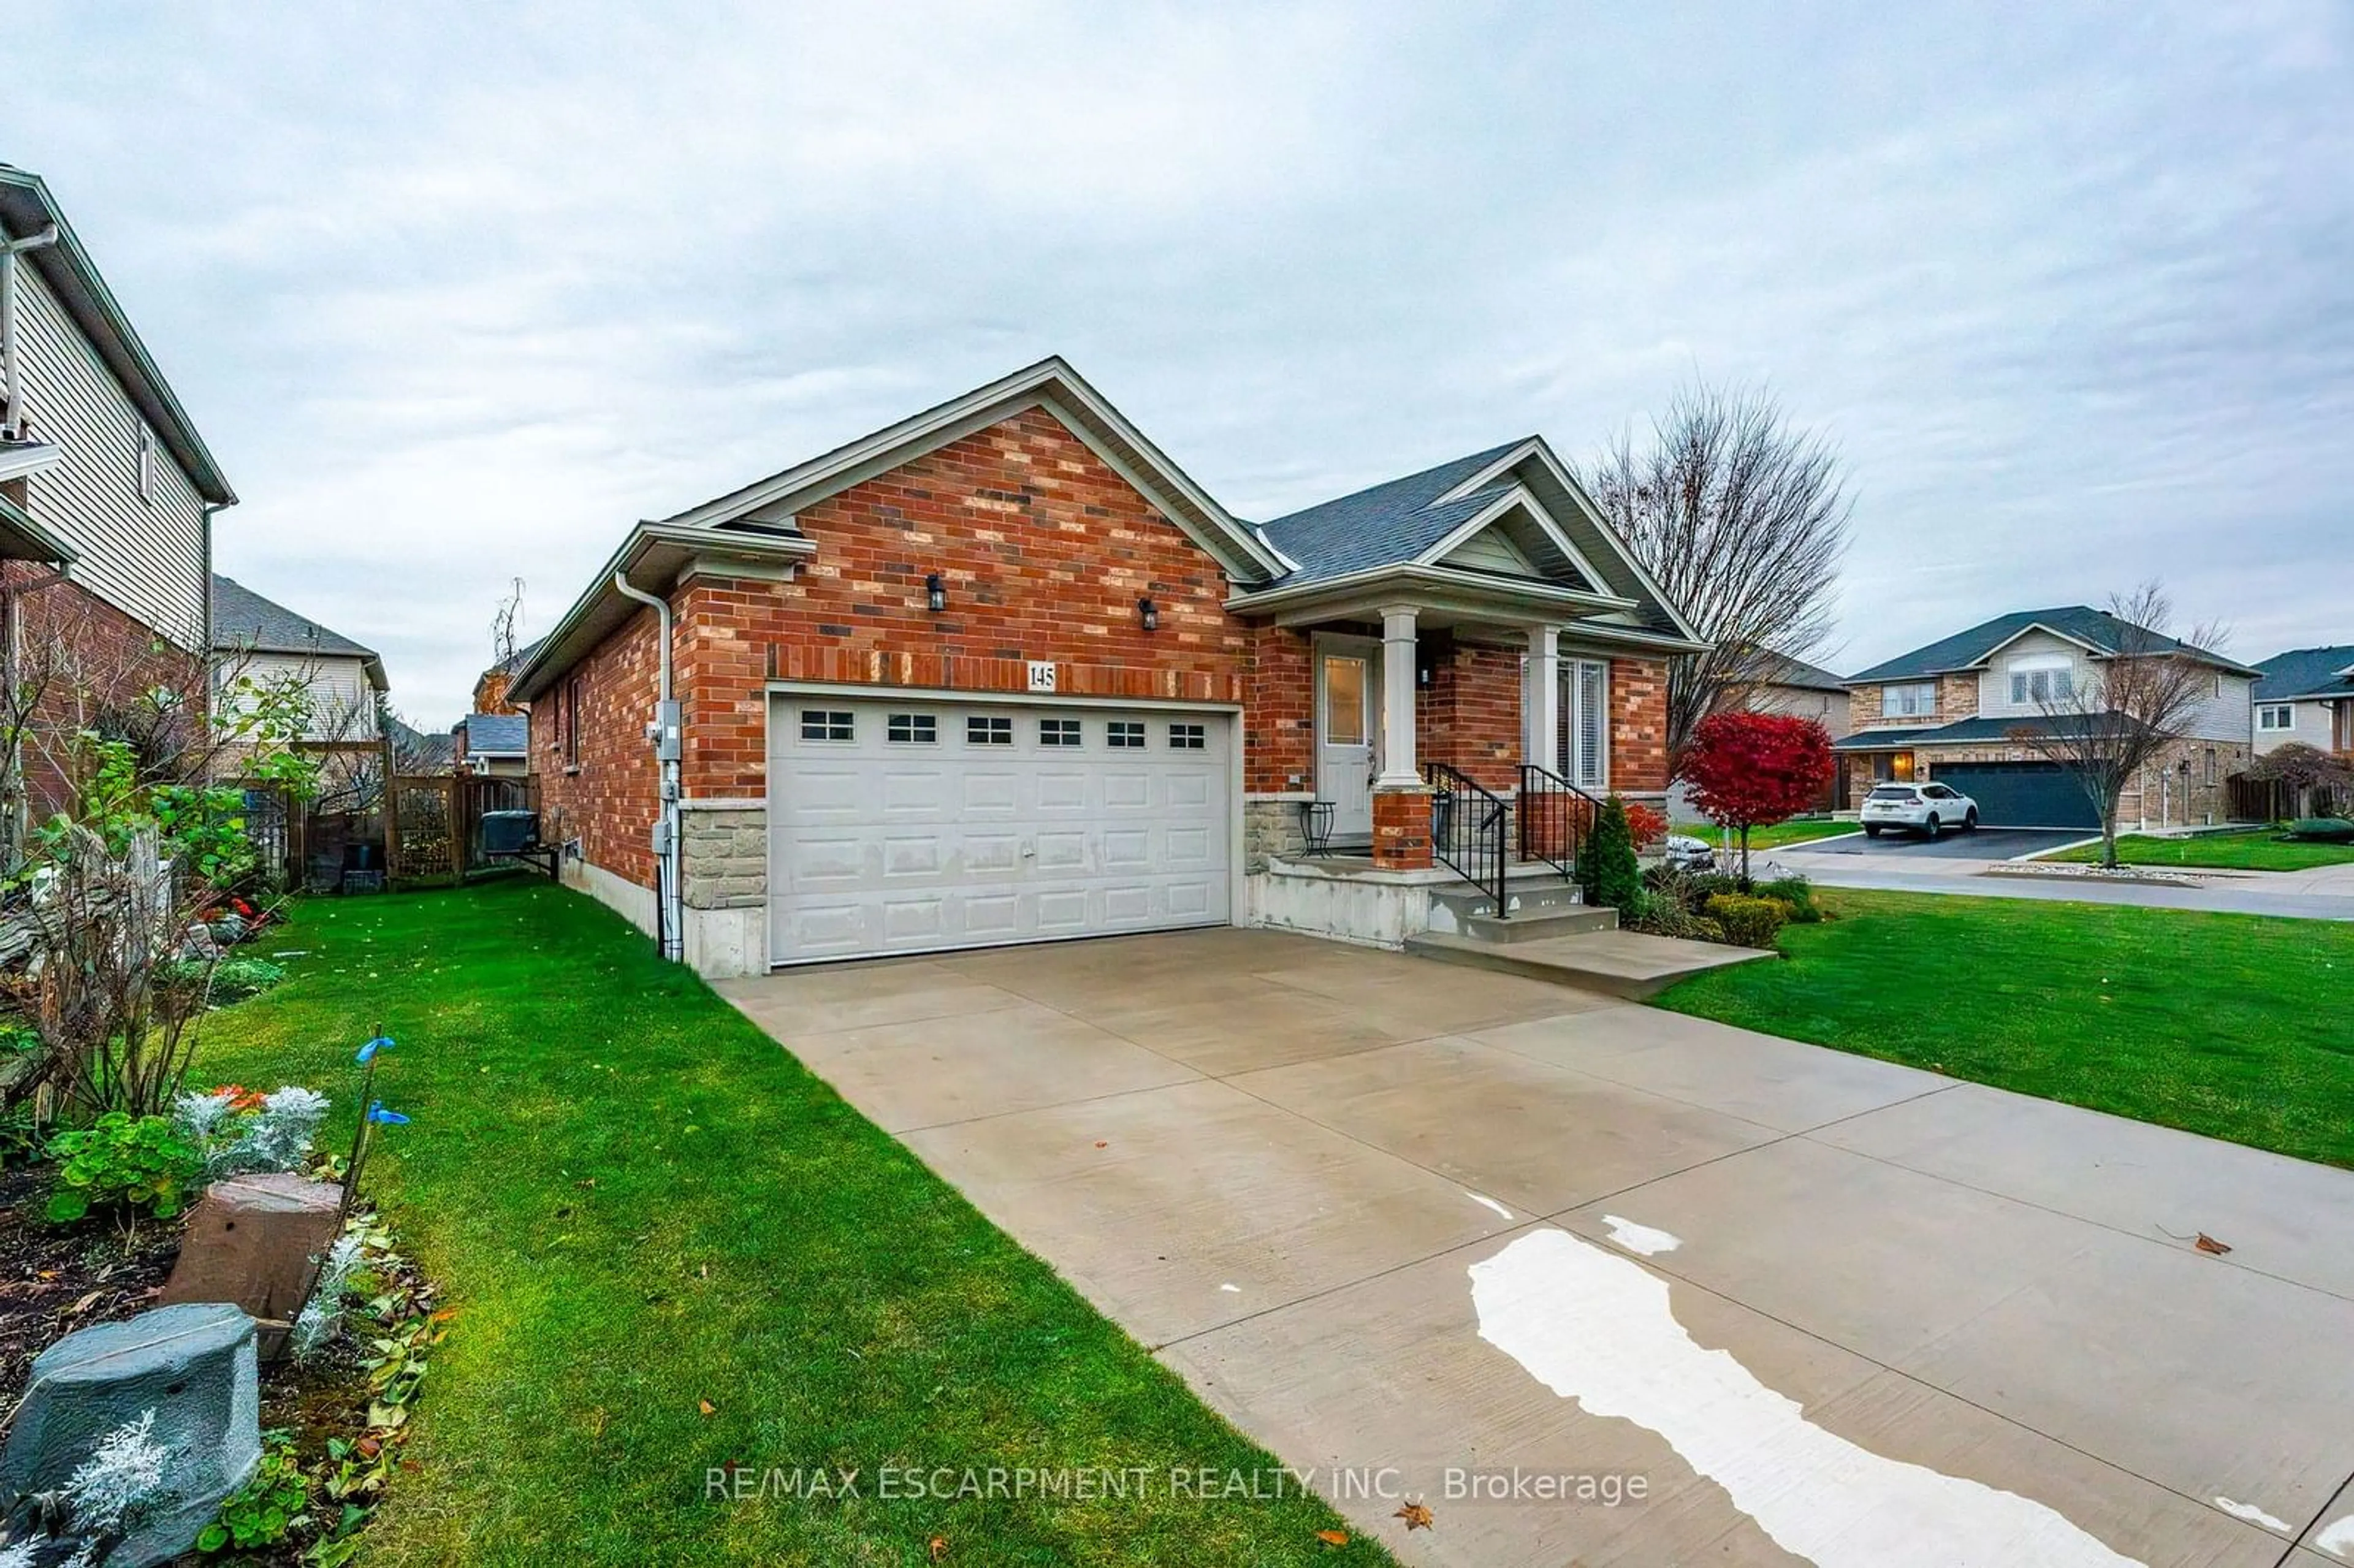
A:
[1556, 660, 1609, 790]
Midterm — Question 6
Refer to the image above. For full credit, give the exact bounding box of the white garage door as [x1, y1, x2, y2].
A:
[768, 695, 1233, 964]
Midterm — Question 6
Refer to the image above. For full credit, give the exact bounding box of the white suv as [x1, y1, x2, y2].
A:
[1861, 782, 1979, 839]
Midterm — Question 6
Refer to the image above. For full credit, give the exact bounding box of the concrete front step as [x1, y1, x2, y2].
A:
[1403, 927, 1776, 1000]
[1454, 905, 1619, 943]
[1428, 867, 1586, 926]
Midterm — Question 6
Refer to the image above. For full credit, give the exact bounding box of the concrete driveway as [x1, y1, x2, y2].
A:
[717, 929, 2354, 1567]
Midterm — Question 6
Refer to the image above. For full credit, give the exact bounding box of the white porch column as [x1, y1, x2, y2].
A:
[1525, 625, 1560, 771]
[1375, 604, 1422, 786]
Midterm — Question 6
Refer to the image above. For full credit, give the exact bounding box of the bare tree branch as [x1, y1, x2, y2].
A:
[2005, 582, 2232, 868]
[1576, 379, 1852, 764]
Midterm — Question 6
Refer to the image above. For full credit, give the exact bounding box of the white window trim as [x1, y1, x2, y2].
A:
[2258, 703, 2296, 731]
[1566, 658, 1610, 791]
[1883, 680, 1938, 719]
[137, 428, 158, 506]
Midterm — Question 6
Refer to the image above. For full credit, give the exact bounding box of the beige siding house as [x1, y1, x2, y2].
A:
[208, 574, 387, 744]
[1837, 606, 2256, 829]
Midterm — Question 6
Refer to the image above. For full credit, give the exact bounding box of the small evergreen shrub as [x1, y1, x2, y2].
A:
[2285, 817, 2354, 843]
[1578, 796, 1644, 915]
[1704, 893, 1792, 950]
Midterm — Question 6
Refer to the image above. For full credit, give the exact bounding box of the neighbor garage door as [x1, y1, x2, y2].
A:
[1929, 761, 2101, 829]
[768, 695, 1233, 964]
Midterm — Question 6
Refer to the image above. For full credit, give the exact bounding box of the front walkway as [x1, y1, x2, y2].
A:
[717, 930, 2354, 1566]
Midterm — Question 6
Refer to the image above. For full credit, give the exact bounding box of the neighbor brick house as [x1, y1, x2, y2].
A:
[507, 359, 1699, 975]
[1836, 607, 2256, 829]
[0, 165, 235, 854]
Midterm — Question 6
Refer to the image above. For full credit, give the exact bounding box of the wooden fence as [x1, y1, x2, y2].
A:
[2227, 774, 2352, 824]
[387, 774, 538, 885]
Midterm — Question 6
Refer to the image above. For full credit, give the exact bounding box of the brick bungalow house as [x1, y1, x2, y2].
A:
[1835, 606, 2256, 829]
[507, 359, 1701, 975]
[0, 165, 235, 855]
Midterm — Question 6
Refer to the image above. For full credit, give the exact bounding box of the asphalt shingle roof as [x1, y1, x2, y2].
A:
[1834, 714, 2147, 750]
[1259, 442, 1542, 587]
[1848, 606, 2244, 684]
[2252, 645, 2354, 702]
[210, 574, 377, 660]
[1747, 651, 1848, 691]
[457, 712, 528, 755]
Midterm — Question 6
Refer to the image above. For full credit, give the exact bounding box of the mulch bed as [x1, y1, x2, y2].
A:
[0, 1162, 184, 1407]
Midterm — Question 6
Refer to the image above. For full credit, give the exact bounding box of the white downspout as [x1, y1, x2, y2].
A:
[1, 225, 61, 440]
[612, 571, 683, 962]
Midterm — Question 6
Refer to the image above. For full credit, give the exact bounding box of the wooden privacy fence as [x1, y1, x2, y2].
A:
[387, 774, 538, 885]
[2227, 774, 2352, 823]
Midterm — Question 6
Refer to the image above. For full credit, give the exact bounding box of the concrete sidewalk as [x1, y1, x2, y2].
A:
[720, 929, 2354, 1567]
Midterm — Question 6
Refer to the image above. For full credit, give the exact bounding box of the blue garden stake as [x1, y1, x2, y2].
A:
[341, 1025, 404, 1225]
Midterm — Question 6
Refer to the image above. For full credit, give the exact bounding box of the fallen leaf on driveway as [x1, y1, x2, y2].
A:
[1316, 1528, 1350, 1545]
[2195, 1233, 2232, 1255]
[1394, 1500, 1434, 1531]
[1094, 1141, 1107, 1149]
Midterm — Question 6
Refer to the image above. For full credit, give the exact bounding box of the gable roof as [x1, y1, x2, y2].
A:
[1257, 444, 1528, 585]
[1848, 606, 2254, 684]
[387, 714, 455, 770]
[1743, 651, 1848, 691]
[456, 712, 528, 755]
[2252, 645, 2354, 702]
[0, 166, 234, 505]
[660, 356, 1287, 583]
[209, 576, 385, 690]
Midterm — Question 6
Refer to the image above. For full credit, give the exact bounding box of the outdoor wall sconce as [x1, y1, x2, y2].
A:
[926, 573, 947, 613]
[1137, 596, 1159, 632]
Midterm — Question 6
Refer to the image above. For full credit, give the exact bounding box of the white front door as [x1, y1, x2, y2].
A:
[1316, 639, 1379, 842]
[767, 695, 1233, 964]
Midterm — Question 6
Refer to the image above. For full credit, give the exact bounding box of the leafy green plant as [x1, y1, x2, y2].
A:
[44, 1112, 205, 1224]
[153, 784, 259, 884]
[164, 956, 289, 1007]
[1577, 796, 1644, 915]
[1704, 892, 1792, 950]
[199, 1431, 311, 1553]
[1756, 874, 1824, 923]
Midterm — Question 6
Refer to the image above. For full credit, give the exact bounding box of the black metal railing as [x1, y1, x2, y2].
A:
[1517, 763, 1599, 880]
[1423, 761, 1508, 915]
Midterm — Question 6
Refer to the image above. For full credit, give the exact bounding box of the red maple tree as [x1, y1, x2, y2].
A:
[1679, 711, 1836, 881]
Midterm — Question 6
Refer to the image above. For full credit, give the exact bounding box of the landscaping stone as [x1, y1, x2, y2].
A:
[0, 1303, 260, 1566]
[161, 1173, 343, 1361]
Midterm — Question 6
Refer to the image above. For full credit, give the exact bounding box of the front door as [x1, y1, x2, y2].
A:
[1317, 638, 1379, 843]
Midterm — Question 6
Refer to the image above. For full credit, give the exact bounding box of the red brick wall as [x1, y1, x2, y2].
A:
[1246, 625, 1314, 792]
[530, 607, 667, 888]
[2, 565, 205, 815]
[1417, 639, 1522, 791]
[1610, 657, 1670, 792]
[672, 408, 1254, 797]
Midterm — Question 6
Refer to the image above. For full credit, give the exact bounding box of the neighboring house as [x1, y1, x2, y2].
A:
[452, 711, 528, 777]
[208, 573, 386, 747]
[386, 714, 455, 774]
[1670, 652, 1853, 816]
[471, 635, 542, 716]
[0, 164, 234, 842]
[2250, 645, 2353, 758]
[1836, 606, 2257, 829]
[506, 357, 1701, 976]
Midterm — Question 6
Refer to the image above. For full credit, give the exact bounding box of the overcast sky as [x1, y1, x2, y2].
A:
[10, 2, 2350, 725]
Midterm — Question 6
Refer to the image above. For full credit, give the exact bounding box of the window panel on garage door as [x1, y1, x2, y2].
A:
[768, 698, 1232, 964]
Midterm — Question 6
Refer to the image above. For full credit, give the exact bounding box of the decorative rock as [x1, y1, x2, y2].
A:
[161, 1173, 343, 1361]
[0, 1303, 260, 1567]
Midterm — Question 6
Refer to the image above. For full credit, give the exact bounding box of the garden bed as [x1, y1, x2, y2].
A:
[0, 1163, 183, 1409]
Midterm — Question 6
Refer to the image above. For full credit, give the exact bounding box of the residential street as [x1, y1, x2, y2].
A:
[1764, 839, 2354, 921]
[720, 928, 2354, 1567]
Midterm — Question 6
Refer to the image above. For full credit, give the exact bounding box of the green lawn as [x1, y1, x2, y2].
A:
[1656, 889, 2354, 1170]
[2044, 829, 2354, 872]
[1672, 818, 1859, 850]
[195, 880, 1392, 1567]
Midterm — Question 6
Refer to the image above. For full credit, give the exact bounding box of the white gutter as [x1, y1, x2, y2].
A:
[611, 571, 684, 963]
[0, 224, 61, 440]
